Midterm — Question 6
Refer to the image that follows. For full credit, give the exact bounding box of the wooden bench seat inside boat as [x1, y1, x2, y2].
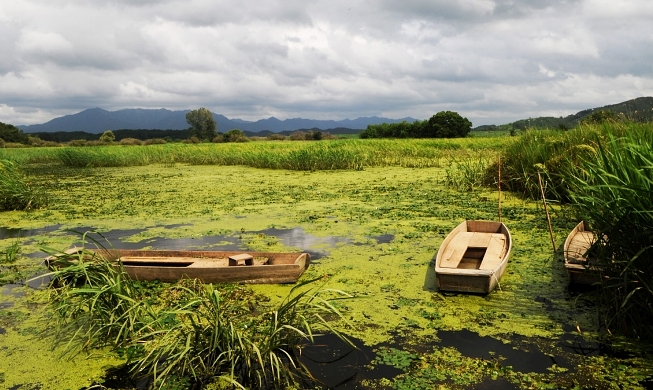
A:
[440, 232, 506, 269]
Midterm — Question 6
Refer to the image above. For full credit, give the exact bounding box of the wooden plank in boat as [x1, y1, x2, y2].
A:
[440, 232, 474, 268]
[479, 234, 506, 270]
[468, 232, 493, 248]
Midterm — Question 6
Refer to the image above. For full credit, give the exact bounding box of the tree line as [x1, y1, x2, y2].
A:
[360, 111, 472, 138]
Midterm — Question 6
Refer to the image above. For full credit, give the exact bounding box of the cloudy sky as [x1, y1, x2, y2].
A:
[1, 0, 652, 126]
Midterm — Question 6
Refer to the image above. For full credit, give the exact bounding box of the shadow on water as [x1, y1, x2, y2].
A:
[0, 225, 63, 239]
[436, 329, 570, 373]
[93, 333, 401, 390]
[299, 333, 402, 389]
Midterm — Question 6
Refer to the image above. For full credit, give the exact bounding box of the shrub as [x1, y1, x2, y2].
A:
[119, 138, 142, 146]
[289, 131, 306, 140]
[68, 139, 87, 147]
[143, 138, 166, 145]
[267, 133, 286, 141]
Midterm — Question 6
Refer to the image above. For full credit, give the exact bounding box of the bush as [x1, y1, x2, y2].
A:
[143, 138, 166, 145]
[68, 139, 87, 147]
[219, 129, 249, 143]
[119, 138, 142, 146]
[289, 131, 306, 140]
[266, 133, 286, 141]
[183, 136, 201, 144]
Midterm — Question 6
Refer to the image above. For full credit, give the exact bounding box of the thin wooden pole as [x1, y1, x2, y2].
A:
[498, 155, 502, 223]
[538, 171, 556, 252]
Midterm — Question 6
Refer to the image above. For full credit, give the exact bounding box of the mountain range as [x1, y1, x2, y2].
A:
[18, 108, 417, 134]
[16, 96, 653, 134]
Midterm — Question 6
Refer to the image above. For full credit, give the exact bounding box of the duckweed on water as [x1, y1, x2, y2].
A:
[0, 159, 651, 388]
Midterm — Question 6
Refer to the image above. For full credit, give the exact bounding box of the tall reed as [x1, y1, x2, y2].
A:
[489, 122, 652, 201]
[44, 235, 352, 388]
[566, 133, 653, 341]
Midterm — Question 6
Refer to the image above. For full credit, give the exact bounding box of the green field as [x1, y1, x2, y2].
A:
[0, 132, 651, 389]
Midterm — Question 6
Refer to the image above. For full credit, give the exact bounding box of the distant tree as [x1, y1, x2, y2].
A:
[186, 108, 217, 141]
[0, 122, 28, 144]
[217, 129, 248, 143]
[425, 111, 472, 138]
[99, 130, 116, 143]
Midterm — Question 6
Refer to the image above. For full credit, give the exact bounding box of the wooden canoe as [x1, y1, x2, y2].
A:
[563, 221, 602, 285]
[47, 248, 310, 284]
[434, 220, 512, 293]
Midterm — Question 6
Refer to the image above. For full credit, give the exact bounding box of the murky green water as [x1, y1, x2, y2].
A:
[1, 164, 651, 389]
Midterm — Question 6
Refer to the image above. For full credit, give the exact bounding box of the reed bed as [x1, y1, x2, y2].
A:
[44, 235, 352, 389]
[1, 138, 505, 171]
[489, 122, 653, 201]
[566, 133, 653, 341]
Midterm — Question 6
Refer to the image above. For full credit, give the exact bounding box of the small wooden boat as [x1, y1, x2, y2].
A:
[434, 220, 512, 293]
[47, 248, 310, 284]
[563, 221, 602, 285]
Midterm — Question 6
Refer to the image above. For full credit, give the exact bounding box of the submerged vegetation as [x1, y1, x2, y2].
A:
[45, 236, 351, 389]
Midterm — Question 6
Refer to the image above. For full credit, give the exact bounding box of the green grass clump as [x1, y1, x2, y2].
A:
[489, 121, 653, 201]
[567, 133, 653, 341]
[0, 159, 47, 210]
[44, 236, 352, 389]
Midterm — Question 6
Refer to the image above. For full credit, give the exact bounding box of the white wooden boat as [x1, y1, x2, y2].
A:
[47, 248, 310, 284]
[434, 220, 512, 293]
[563, 221, 602, 285]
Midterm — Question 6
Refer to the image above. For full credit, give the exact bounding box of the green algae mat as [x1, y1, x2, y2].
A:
[1, 164, 652, 389]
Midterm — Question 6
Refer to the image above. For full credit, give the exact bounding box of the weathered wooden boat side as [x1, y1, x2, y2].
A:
[434, 220, 512, 294]
[563, 221, 601, 285]
[48, 249, 310, 284]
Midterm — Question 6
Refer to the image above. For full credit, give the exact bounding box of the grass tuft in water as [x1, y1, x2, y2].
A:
[43, 233, 353, 389]
[0, 159, 47, 210]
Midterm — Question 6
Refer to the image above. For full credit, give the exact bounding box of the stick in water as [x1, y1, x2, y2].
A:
[498, 155, 502, 223]
[538, 171, 556, 252]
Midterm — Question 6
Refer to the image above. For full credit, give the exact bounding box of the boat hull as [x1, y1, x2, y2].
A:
[434, 220, 512, 294]
[563, 221, 602, 285]
[48, 249, 310, 284]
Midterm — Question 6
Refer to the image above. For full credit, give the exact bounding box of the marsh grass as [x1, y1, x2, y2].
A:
[1, 138, 505, 172]
[0, 239, 21, 284]
[0, 159, 47, 210]
[566, 134, 653, 341]
[443, 156, 491, 191]
[486, 122, 651, 201]
[43, 234, 353, 389]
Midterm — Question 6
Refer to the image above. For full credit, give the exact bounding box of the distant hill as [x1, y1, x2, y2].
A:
[18, 108, 417, 134]
[474, 96, 653, 131]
